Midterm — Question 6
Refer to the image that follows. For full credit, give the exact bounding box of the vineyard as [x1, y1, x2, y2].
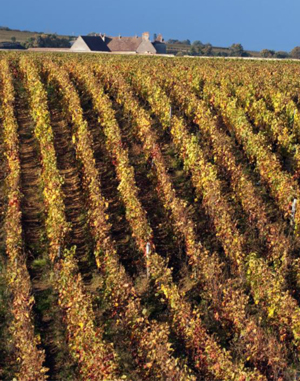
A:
[1, 53, 300, 380]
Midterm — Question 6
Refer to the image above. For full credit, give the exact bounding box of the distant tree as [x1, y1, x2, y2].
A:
[201, 43, 213, 56]
[192, 40, 203, 46]
[176, 51, 184, 56]
[241, 51, 251, 57]
[153, 33, 157, 41]
[274, 51, 289, 59]
[167, 39, 179, 44]
[36, 35, 44, 47]
[189, 44, 205, 56]
[24, 34, 70, 48]
[11, 36, 16, 43]
[216, 51, 229, 57]
[40, 34, 70, 47]
[230, 43, 244, 57]
[189, 45, 197, 56]
[291, 46, 300, 59]
[88, 32, 97, 36]
[24, 37, 36, 48]
[260, 49, 275, 58]
[181, 39, 191, 45]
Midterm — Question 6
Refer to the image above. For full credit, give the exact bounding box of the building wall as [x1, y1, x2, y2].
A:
[71, 37, 90, 52]
[136, 40, 156, 54]
[153, 42, 166, 54]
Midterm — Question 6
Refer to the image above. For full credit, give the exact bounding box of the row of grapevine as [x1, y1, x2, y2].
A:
[169, 63, 300, 347]
[244, 68, 300, 141]
[119, 63, 300, 359]
[41, 59, 193, 380]
[96, 63, 210, 274]
[0, 60, 47, 380]
[216, 71, 300, 174]
[67, 60, 265, 380]
[178, 62, 300, 230]
[168, 59, 300, 144]
[201, 77, 300, 231]
[150, 63, 290, 270]
[18, 56, 119, 380]
[0, 58, 48, 380]
[93, 62, 288, 377]
[124, 66, 246, 269]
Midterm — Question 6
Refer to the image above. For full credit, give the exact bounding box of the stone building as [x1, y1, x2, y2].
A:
[104, 32, 156, 54]
[70, 35, 110, 52]
[152, 34, 167, 54]
[71, 32, 166, 54]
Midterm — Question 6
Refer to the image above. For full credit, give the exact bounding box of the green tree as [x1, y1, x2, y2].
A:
[24, 34, 70, 49]
[201, 43, 213, 56]
[274, 51, 289, 58]
[167, 39, 179, 44]
[216, 51, 228, 57]
[192, 40, 203, 46]
[11, 36, 16, 43]
[291, 46, 300, 59]
[230, 43, 244, 57]
[189, 45, 197, 56]
[260, 49, 275, 58]
[24, 37, 36, 48]
[179, 39, 191, 45]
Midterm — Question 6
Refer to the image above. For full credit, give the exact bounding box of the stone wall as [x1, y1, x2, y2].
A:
[71, 37, 90, 52]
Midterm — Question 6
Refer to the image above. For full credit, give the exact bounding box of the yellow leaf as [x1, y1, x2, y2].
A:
[268, 307, 275, 318]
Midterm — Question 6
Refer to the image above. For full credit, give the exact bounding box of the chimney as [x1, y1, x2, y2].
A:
[156, 34, 163, 43]
[99, 33, 106, 41]
[118, 35, 122, 39]
[142, 32, 150, 41]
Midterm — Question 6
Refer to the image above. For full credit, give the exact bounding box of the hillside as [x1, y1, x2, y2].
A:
[0, 53, 300, 380]
[0, 27, 71, 43]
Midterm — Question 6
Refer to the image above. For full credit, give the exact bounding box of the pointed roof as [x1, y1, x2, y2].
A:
[80, 36, 110, 52]
[105, 36, 142, 52]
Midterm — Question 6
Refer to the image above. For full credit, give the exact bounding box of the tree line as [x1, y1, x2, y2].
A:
[22, 34, 71, 48]
[167, 39, 300, 58]
[4, 34, 72, 49]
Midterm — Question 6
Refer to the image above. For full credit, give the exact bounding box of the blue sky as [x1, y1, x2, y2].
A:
[2, 0, 299, 51]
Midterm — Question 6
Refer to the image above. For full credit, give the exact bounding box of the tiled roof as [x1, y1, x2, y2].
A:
[105, 36, 142, 52]
[81, 36, 110, 51]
